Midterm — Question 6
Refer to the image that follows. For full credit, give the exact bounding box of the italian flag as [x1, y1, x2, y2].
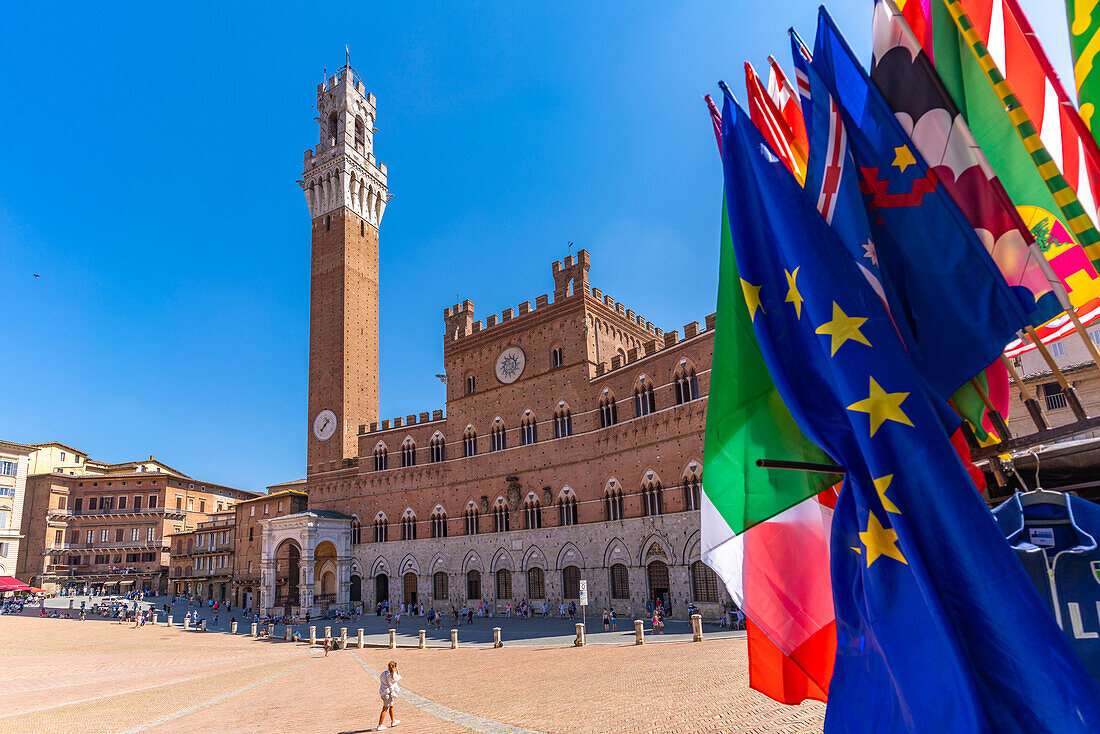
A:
[701, 195, 836, 704]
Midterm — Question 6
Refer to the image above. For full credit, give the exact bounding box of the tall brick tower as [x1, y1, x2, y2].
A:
[300, 65, 387, 472]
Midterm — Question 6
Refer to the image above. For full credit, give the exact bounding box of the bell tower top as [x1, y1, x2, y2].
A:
[300, 63, 389, 224]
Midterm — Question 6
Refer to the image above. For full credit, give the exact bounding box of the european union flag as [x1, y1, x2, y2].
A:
[720, 94, 1100, 733]
[808, 8, 1032, 400]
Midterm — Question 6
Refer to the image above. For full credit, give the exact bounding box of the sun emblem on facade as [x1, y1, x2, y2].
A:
[495, 346, 526, 384]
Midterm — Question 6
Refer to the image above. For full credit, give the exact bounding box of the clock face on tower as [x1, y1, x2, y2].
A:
[313, 409, 338, 441]
[495, 346, 526, 384]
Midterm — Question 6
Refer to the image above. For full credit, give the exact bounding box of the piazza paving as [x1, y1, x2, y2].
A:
[0, 614, 824, 733]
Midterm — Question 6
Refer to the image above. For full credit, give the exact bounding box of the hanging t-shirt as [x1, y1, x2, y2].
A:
[993, 492, 1100, 685]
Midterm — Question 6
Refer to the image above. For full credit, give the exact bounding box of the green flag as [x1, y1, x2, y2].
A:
[1067, 0, 1100, 148]
[927, 0, 1100, 289]
[701, 198, 832, 534]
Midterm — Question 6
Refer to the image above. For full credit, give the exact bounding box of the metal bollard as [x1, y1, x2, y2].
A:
[310, 626, 317, 645]
[634, 619, 645, 645]
[418, 630, 426, 649]
[493, 626, 503, 648]
[388, 628, 396, 649]
[231, 620, 238, 634]
[251, 622, 258, 637]
[167, 615, 173, 627]
[574, 622, 586, 647]
[691, 613, 703, 642]
[450, 628, 458, 649]
[358, 628, 364, 648]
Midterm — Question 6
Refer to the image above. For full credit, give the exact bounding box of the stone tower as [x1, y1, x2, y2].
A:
[300, 65, 387, 472]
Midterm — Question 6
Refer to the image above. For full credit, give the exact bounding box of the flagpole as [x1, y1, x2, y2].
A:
[967, 376, 1012, 440]
[1000, 354, 1049, 431]
[1024, 326, 1089, 419]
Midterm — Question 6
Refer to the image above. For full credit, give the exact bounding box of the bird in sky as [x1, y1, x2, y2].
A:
[33, 274, 39, 278]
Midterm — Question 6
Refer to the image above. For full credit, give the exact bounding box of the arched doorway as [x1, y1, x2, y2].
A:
[403, 572, 418, 607]
[274, 540, 301, 612]
[314, 541, 338, 609]
[647, 560, 670, 609]
[375, 574, 389, 608]
[350, 574, 362, 603]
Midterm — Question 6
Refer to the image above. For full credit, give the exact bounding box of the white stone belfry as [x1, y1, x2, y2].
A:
[299, 64, 388, 225]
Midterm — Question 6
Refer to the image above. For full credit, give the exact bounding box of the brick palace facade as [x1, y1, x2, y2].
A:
[260, 64, 731, 620]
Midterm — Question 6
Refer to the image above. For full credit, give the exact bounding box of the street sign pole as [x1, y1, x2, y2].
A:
[579, 579, 588, 629]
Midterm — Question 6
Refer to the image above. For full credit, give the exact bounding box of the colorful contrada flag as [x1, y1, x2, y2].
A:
[1005, 296, 1100, 356]
[766, 56, 809, 158]
[870, 0, 1066, 327]
[702, 102, 835, 705]
[960, 0, 1100, 231]
[1066, 0, 1100, 146]
[745, 62, 807, 183]
[901, 0, 1100, 306]
[721, 86, 1100, 733]
[810, 7, 1033, 400]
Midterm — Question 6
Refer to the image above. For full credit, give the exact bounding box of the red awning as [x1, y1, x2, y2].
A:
[0, 576, 32, 592]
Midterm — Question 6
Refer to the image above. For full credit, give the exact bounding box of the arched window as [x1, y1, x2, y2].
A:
[401, 440, 416, 467]
[523, 497, 542, 529]
[605, 489, 624, 521]
[521, 416, 538, 445]
[493, 502, 510, 532]
[350, 516, 362, 545]
[527, 567, 545, 598]
[465, 375, 476, 395]
[675, 366, 700, 404]
[373, 515, 388, 543]
[599, 394, 618, 428]
[355, 115, 365, 149]
[634, 381, 656, 417]
[642, 479, 663, 517]
[430, 508, 448, 538]
[496, 568, 513, 599]
[464, 507, 480, 535]
[557, 495, 578, 526]
[684, 478, 701, 512]
[610, 563, 630, 599]
[374, 444, 388, 472]
[463, 428, 478, 457]
[328, 111, 339, 142]
[491, 422, 506, 452]
[562, 565, 581, 599]
[691, 560, 721, 603]
[433, 571, 448, 600]
[466, 570, 481, 599]
[429, 434, 446, 463]
[553, 407, 573, 438]
[550, 346, 564, 368]
[401, 513, 417, 541]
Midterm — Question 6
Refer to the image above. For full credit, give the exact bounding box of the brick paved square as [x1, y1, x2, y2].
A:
[0, 615, 824, 733]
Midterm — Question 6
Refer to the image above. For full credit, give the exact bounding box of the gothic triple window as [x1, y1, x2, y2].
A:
[605, 489, 624, 521]
[491, 424, 506, 452]
[684, 478, 702, 512]
[642, 481, 663, 517]
[351, 517, 362, 545]
[401, 514, 417, 541]
[430, 510, 448, 538]
[523, 499, 542, 529]
[401, 441, 416, 467]
[521, 418, 538, 445]
[635, 384, 656, 418]
[429, 435, 446, 463]
[374, 445, 388, 472]
[553, 409, 573, 438]
[373, 517, 388, 543]
[493, 503, 510, 533]
[464, 508, 480, 535]
[558, 496, 578, 526]
[599, 397, 618, 428]
[463, 429, 478, 457]
[674, 367, 700, 404]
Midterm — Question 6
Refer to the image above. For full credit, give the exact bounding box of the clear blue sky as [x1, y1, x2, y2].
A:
[0, 1, 1070, 492]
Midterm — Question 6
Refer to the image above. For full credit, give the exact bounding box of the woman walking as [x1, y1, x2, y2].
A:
[376, 660, 402, 730]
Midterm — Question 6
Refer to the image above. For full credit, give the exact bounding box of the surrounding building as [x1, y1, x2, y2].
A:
[17, 443, 259, 594]
[232, 482, 308, 612]
[0, 440, 34, 578]
[168, 510, 235, 600]
[260, 65, 729, 621]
